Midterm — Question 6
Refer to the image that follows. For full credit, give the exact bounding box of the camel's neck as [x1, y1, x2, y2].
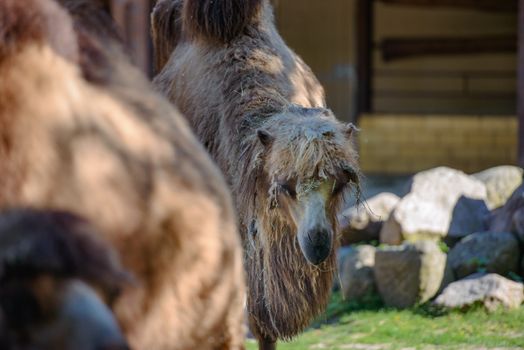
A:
[245, 214, 337, 340]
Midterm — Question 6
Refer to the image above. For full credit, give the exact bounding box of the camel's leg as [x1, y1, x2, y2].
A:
[248, 313, 277, 350]
[258, 338, 276, 350]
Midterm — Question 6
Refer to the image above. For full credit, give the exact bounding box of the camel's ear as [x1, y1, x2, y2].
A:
[345, 123, 359, 138]
[257, 129, 274, 147]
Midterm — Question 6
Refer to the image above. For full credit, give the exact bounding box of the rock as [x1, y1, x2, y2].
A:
[339, 245, 376, 300]
[334, 246, 355, 291]
[448, 231, 519, 280]
[374, 240, 447, 308]
[380, 167, 489, 245]
[446, 195, 492, 247]
[339, 193, 400, 244]
[337, 246, 354, 271]
[490, 184, 524, 243]
[514, 208, 524, 239]
[378, 215, 402, 245]
[435, 273, 524, 311]
[472, 166, 523, 210]
[438, 261, 456, 295]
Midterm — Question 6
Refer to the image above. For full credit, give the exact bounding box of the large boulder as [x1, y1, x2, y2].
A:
[448, 231, 519, 280]
[514, 208, 524, 239]
[374, 240, 447, 308]
[339, 193, 400, 244]
[380, 167, 489, 245]
[339, 245, 376, 300]
[435, 273, 524, 311]
[490, 184, 524, 243]
[472, 166, 523, 210]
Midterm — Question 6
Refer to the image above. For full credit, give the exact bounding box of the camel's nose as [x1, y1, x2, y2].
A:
[299, 228, 332, 266]
[308, 229, 331, 264]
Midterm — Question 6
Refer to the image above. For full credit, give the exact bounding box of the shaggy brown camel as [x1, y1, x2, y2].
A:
[0, 209, 131, 350]
[152, 0, 361, 349]
[0, 0, 245, 349]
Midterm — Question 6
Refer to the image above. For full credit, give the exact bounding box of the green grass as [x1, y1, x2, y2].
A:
[246, 293, 524, 350]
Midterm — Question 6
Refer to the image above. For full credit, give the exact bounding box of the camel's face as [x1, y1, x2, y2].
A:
[275, 178, 334, 265]
[0, 276, 129, 350]
[257, 107, 360, 265]
[273, 172, 355, 265]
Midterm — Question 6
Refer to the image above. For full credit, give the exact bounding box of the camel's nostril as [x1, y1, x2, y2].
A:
[307, 229, 330, 246]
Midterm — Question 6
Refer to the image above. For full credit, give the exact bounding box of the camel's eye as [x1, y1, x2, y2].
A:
[332, 181, 347, 196]
[332, 167, 358, 196]
[343, 166, 359, 184]
[278, 183, 296, 199]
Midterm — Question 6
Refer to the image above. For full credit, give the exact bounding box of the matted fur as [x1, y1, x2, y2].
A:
[183, 0, 263, 43]
[0, 209, 130, 295]
[0, 209, 130, 349]
[0, 0, 78, 61]
[153, 0, 360, 344]
[0, 1, 245, 349]
[239, 108, 357, 341]
[151, 0, 184, 72]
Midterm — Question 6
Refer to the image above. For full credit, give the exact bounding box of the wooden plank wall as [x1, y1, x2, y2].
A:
[110, 0, 155, 76]
[519, 0, 524, 166]
[373, 2, 518, 115]
[272, 0, 358, 122]
[273, 1, 517, 119]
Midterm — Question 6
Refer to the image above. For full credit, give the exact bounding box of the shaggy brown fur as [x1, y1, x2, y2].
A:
[151, 0, 261, 72]
[153, 0, 360, 347]
[0, 1, 245, 349]
[151, 0, 184, 72]
[183, 0, 263, 43]
[0, 209, 130, 350]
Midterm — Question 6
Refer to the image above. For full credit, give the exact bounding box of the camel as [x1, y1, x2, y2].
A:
[0, 209, 130, 350]
[152, 0, 361, 349]
[0, 0, 245, 349]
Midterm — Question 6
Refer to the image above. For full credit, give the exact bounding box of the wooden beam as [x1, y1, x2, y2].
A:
[519, 0, 524, 166]
[377, 0, 518, 13]
[110, 0, 153, 75]
[380, 36, 517, 62]
[357, 0, 374, 115]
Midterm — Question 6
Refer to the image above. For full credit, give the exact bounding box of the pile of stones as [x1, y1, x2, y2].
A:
[337, 166, 524, 311]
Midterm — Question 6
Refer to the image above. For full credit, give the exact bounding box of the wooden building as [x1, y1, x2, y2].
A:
[110, 0, 524, 174]
[274, 0, 522, 174]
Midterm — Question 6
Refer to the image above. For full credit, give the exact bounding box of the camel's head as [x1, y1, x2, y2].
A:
[256, 106, 360, 265]
[0, 209, 131, 350]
